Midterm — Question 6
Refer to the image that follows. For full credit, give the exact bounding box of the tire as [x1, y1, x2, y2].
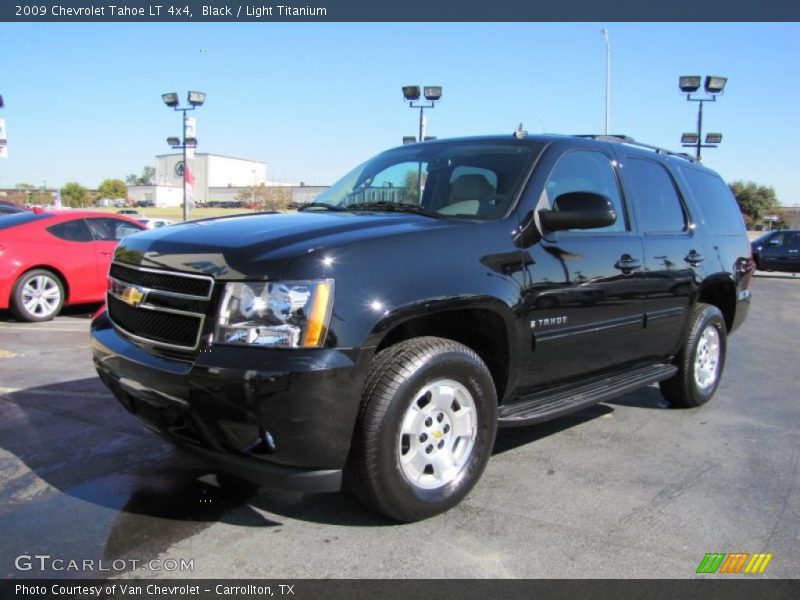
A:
[10, 269, 65, 322]
[346, 336, 497, 522]
[659, 303, 726, 408]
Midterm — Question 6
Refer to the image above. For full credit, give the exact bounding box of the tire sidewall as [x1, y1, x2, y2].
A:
[12, 269, 65, 322]
[375, 350, 497, 518]
[686, 307, 727, 405]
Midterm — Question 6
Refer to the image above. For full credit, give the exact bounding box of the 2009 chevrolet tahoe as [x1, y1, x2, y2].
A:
[91, 133, 753, 521]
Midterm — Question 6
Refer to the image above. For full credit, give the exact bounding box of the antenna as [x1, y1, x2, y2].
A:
[513, 123, 527, 139]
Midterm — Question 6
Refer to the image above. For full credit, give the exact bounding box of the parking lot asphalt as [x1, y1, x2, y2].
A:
[0, 272, 798, 579]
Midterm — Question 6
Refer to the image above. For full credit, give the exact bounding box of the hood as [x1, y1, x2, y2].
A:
[114, 211, 455, 279]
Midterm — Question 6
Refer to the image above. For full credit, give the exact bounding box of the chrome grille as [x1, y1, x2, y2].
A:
[106, 262, 215, 351]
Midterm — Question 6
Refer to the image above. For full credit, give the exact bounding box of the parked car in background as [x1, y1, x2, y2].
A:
[751, 230, 800, 273]
[0, 201, 24, 214]
[137, 218, 174, 229]
[0, 210, 145, 321]
[117, 208, 140, 215]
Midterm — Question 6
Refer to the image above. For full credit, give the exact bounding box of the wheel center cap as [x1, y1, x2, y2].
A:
[433, 430, 442, 439]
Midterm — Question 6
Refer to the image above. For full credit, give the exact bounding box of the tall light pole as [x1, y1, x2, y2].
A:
[402, 85, 443, 142]
[162, 91, 205, 221]
[602, 29, 610, 135]
[678, 76, 726, 161]
[0, 94, 7, 161]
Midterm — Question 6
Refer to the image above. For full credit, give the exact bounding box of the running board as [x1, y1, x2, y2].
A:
[498, 363, 677, 427]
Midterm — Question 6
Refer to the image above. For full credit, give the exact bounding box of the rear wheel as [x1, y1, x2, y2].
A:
[660, 303, 726, 408]
[346, 337, 497, 522]
[10, 269, 65, 322]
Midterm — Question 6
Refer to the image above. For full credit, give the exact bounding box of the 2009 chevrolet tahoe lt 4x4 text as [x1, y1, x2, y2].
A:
[91, 133, 753, 521]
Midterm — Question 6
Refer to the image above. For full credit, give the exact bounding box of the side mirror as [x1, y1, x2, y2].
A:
[538, 191, 616, 231]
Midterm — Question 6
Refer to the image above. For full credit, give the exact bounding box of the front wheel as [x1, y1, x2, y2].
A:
[660, 303, 727, 408]
[10, 269, 65, 322]
[346, 337, 497, 522]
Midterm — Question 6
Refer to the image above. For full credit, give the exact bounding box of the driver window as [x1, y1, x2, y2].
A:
[767, 233, 786, 247]
[544, 150, 627, 233]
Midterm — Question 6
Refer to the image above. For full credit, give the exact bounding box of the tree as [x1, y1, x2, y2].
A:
[125, 166, 155, 186]
[235, 184, 293, 211]
[60, 182, 89, 208]
[729, 180, 786, 228]
[98, 178, 127, 200]
[15, 183, 36, 190]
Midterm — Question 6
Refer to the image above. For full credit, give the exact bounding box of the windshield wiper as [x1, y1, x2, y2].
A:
[347, 202, 443, 219]
[298, 202, 346, 212]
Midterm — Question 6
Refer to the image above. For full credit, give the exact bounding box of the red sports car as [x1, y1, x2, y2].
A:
[0, 210, 146, 321]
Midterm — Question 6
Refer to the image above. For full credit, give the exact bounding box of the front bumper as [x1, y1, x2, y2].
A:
[91, 312, 373, 492]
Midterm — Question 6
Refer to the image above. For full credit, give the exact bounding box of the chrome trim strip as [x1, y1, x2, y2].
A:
[535, 315, 642, 342]
[644, 306, 686, 327]
[110, 262, 214, 300]
[645, 307, 685, 322]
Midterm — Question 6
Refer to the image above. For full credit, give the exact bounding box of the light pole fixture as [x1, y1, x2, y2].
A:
[162, 90, 206, 221]
[402, 84, 442, 143]
[601, 29, 610, 135]
[679, 75, 726, 160]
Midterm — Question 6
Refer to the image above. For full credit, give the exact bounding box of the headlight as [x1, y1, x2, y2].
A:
[214, 280, 334, 348]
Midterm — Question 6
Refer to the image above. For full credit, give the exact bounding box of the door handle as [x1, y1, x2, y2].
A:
[99, 251, 113, 256]
[684, 251, 705, 265]
[614, 256, 641, 273]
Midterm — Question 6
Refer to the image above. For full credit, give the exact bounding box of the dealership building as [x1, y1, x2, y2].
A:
[127, 153, 327, 206]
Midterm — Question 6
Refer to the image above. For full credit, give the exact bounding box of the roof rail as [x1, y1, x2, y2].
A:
[573, 134, 699, 163]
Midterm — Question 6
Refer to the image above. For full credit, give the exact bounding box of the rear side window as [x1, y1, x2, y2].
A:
[86, 218, 142, 241]
[0, 212, 52, 230]
[626, 158, 687, 234]
[47, 219, 93, 242]
[679, 167, 745, 235]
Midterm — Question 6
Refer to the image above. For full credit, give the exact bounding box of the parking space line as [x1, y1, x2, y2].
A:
[0, 386, 110, 399]
[0, 326, 89, 332]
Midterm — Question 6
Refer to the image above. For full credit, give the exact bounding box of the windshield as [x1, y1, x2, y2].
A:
[313, 141, 540, 221]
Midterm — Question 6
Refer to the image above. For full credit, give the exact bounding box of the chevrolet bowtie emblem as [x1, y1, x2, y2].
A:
[121, 285, 145, 307]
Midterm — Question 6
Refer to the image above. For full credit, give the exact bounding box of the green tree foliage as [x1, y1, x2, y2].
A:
[403, 171, 421, 203]
[15, 183, 36, 190]
[98, 178, 127, 200]
[60, 182, 89, 208]
[235, 184, 293, 211]
[125, 166, 155, 186]
[729, 180, 786, 228]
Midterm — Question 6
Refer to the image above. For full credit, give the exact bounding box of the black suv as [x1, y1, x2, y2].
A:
[91, 134, 753, 521]
[751, 229, 800, 273]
